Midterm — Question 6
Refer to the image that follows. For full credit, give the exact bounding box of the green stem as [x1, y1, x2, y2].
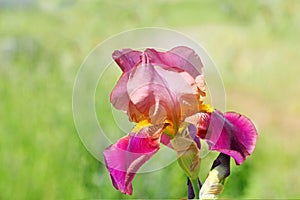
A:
[191, 178, 200, 199]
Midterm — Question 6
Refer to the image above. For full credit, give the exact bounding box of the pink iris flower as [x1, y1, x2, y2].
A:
[103, 46, 257, 195]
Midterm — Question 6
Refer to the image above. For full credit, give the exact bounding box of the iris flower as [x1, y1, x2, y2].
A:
[103, 46, 257, 198]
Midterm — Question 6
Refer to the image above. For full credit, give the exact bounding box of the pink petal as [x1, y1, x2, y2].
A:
[193, 111, 257, 165]
[110, 49, 143, 112]
[112, 49, 142, 72]
[127, 60, 180, 124]
[127, 56, 201, 124]
[103, 124, 163, 195]
[154, 67, 200, 120]
[145, 46, 204, 78]
[111, 47, 205, 123]
[110, 72, 130, 112]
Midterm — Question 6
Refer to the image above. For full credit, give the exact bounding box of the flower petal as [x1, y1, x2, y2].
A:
[190, 111, 257, 165]
[214, 112, 257, 165]
[103, 124, 163, 195]
[127, 60, 180, 124]
[154, 67, 201, 121]
[160, 133, 173, 148]
[145, 47, 206, 100]
[145, 46, 204, 78]
[111, 47, 205, 124]
[127, 59, 202, 125]
[210, 111, 257, 165]
[112, 49, 142, 72]
[110, 72, 130, 112]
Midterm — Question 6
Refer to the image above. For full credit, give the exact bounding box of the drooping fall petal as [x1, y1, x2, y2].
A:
[103, 124, 164, 195]
[187, 111, 257, 165]
[209, 112, 257, 165]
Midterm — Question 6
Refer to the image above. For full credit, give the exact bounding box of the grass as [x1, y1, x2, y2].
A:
[1, 0, 300, 199]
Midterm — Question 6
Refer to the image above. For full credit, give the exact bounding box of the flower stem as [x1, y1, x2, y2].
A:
[191, 178, 200, 199]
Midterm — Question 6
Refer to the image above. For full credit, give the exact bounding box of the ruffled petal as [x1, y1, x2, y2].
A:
[111, 47, 205, 124]
[127, 58, 201, 125]
[103, 124, 163, 195]
[145, 46, 204, 78]
[189, 111, 257, 165]
[145, 47, 206, 101]
[112, 49, 142, 72]
[211, 112, 257, 165]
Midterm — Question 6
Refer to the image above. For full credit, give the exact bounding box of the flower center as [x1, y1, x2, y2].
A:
[199, 104, 214, 113]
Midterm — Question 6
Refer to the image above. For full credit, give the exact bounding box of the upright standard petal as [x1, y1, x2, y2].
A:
[103, 124, 164, 195]
[111, 47, 205, 125]
[126, 59, 180, 125]
[145, 46, 206, 101]
[112, 49, 142, 72]
[144, 46, 204, 78]
[110, 72, 131, 112]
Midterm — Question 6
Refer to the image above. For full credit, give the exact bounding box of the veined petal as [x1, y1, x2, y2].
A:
[103, 124, 164, 195]
[154, 67, 201, 121]
[189, 111, 257, 165]
[145, 46, 204, 78]
[145, 47, 206, 100]
[111, 47, 206, 125]
[112, 49, 142, 72]
[210, 112, 257, 165]
[127, 60, 180, 125]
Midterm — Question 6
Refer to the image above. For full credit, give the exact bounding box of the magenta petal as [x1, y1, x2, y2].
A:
[206, 111, 257, 165]
[145, 46, 204, 78]
[112, 49, 142, 72]
[103, 125, 163, 195]
[160, 133, 173, 148]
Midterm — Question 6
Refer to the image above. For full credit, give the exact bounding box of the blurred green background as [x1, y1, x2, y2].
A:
[1, 0, 300, 199]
